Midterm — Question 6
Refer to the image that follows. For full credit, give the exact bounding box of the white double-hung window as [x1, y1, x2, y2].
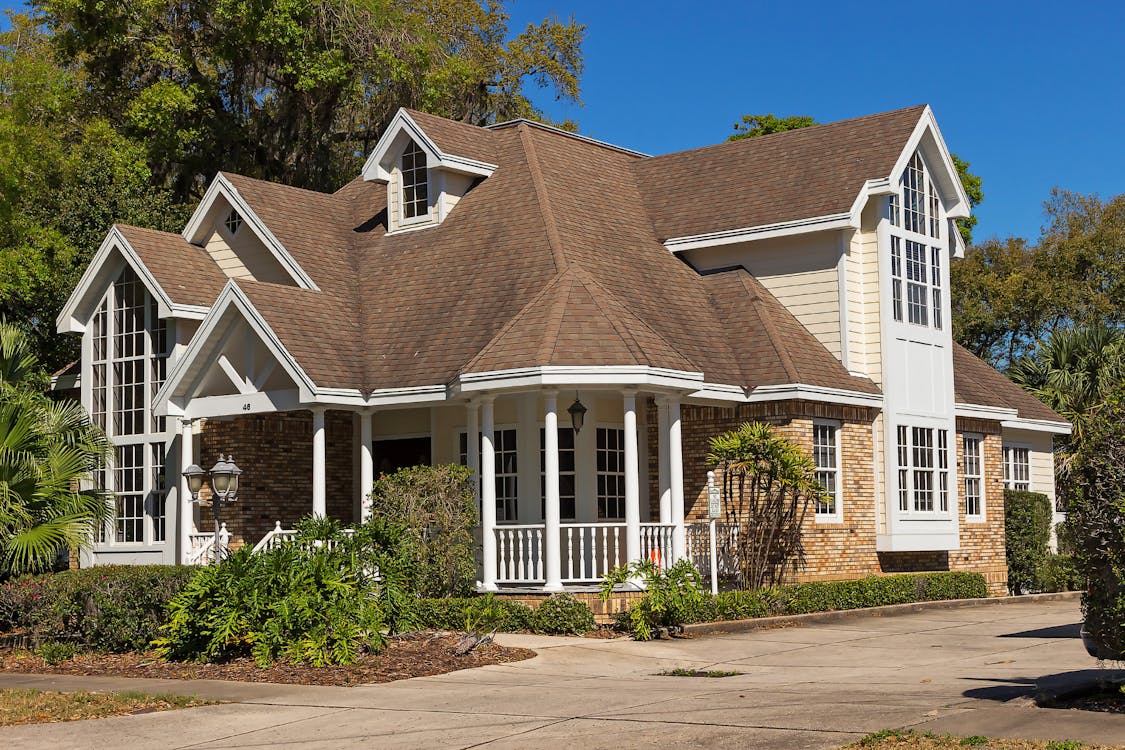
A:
[963, 433, 984, 520]
[812, 421, 842, 521]
[399, 139, 429, 222]
[895, 425, 952, 515]
[889, 153, 945, 331]
[1002, 445, 1031, 491]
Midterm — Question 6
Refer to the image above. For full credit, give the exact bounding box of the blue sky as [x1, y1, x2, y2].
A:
[5, 1, 1123, 242]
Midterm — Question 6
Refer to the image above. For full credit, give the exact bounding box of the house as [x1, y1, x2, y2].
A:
[56, 104, 1069, 594]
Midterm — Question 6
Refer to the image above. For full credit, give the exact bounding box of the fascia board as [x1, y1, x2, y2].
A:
[56, 228, 177, 333]
[452, 365, 706, 395]
[664, 214, 853, 252]
[1000, 417, 1072, 435]
[954, 402, 1018, 421]
[888, 107, 971, 219]
[746, 383, 884, 409]
[154, 281, 318, 413]
[361, 108, 497, 183]
[180, 174, 319, 291]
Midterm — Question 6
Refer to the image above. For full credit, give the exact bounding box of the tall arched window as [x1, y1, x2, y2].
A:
[400, 140, 429, 220]
[888, 153, 945, 330]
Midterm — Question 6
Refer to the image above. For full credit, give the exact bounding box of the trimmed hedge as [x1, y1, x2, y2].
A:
[1004, 490, 1053, 595]
[414, 593, 596, 635]
[0, 565, 196, 652]
[686, 572, 989, 624]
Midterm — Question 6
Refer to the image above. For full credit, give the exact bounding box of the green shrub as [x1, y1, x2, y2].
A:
[368, 464, 477, 597]
[1005, 489, 1053, 595]
[155, 517, 415, 666]
[414, 594, 534, 632]
[531, 593, 595, 635]
[1036, 554, 1085, 593]
[35, 640, 80, 664]
[602, 559, 706, 640]
[0, 565, 195, 652]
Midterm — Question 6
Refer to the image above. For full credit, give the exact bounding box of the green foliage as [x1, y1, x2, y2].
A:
[155, 518, 416, 666]
[0, 322, 112, 577]
[1059, 386, 1125, 659]
[601, 559, 706, 641]
[1035, 554, 1084, 593]
[659, 667, 742, 677]
[35, 640, 80, 664]
[707, 422, 820, 589]
[368, 464, 477, 597]
[959, 736, 989, 747]
[0, 565, 195, 651]
[727, 113, 983, 244]
[1004, 490, 1053, 595]
[413, 594, 534, 633]
[530, 593, 595, 635]
[693, 572, 988, 623]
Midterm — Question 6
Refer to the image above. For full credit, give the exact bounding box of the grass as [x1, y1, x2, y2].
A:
[850, 730, 1123, 749]
[658, 667, 743, 678]
[0, 689, 219, 727]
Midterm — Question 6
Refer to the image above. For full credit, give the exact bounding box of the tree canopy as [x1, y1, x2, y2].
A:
[727, 112, 983, 246]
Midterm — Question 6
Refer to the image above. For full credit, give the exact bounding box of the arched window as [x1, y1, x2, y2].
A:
[400, 140, 429, 220]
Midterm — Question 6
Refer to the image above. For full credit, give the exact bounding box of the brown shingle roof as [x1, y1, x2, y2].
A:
[633, 105, 927, 240]
[404, 109, 499, 165]
[116, 224, 228, 308]
[952, 343, 1066, 423]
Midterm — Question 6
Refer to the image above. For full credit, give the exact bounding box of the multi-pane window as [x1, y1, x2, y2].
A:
[963, 434, 983, 519]
[889, 152, 943, 330]
[896, 425, 952, 514]
[540, 427, 576, 520]
[1003, 445, 1031, 491]
[494, 429, 518, 522]
[813, 422, 841, 518]
[400, 140, 428, 220]
[224, 208, 243, 236]
[88, 267, 174, 546]
[596, 427, 626, 520]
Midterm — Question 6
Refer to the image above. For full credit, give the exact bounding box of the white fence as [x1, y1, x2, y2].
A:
[186, 525, 230, 565]
[685, 521, 740, 579]
[493, 522, 677, 584]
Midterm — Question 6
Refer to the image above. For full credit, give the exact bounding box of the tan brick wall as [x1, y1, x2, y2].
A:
[496, 590, 645, 625]
[950, 420, 1008, 596]
[199, 410, 356, 548]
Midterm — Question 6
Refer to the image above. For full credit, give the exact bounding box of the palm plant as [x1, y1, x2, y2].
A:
[0, 321, 111, 577]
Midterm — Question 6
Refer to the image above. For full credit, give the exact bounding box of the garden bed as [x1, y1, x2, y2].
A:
[0, 633, 535, 687]
[1049, 684, 1125, 715]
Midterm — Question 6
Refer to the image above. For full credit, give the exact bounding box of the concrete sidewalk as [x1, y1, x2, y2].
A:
[1, 598, 1122, 749]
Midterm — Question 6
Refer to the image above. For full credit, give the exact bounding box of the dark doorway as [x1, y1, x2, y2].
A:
[373, 437, 431, 476]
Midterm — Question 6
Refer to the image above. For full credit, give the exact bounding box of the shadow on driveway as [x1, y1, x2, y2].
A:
[961, 669, 1125, 703]
[998, 622, 1082, 639]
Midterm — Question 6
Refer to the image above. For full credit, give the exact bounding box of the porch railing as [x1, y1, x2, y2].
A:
[249, 522, 356, 554]
[186, 525, 230, 565]
[493, 522, 676, 585]
[685, 521, 740, 579]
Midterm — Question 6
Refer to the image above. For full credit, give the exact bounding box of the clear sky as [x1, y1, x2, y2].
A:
[4, 1, 1123, 243]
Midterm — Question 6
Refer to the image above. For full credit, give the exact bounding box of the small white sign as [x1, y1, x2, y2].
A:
[707, 485, 721, 519]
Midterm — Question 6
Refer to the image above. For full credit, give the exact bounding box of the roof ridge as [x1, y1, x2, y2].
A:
[737, 272, 800, 383]
[518, 124, 568, 273]
[489, 118, 649, 158]
[539, 271, 576, 363]
[642, 104, 928, 164]
[220, 171, 334, 199]
[460, 273, 570, 376]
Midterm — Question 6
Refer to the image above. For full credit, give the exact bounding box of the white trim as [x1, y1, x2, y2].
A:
[887, 107, 971, 220]
[1000, 417, 1072, 435]
[1001, 441, 1033, 492]
[745, 383, 883, 408]
[180, 173, 319, 291]
[961, 432, 985, 523]
[664, 213, 853, 252]
[362, 109, 498, 183]
[453, 365, 705, 394]
[812, 418, 844, 523]
[955, 402, 1017, 421]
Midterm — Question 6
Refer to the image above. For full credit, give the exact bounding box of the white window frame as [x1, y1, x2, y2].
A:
[595, 424, 626, 521]
[398, 139, 430, 227]
[458, 426, 519, 523]
[812, 419, 843, 523]
[894, 423, 953, 518]
[1002, 443, 1032, 492]
[962, 433, 985, 522]
[540, 426, 577, 521]
[888, 152, 945, 331]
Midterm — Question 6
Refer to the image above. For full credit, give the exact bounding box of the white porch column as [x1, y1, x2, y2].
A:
[623, 391, 642, 566]
[466, 401, 480, 506]
[359, 410, 373, 521]
[480, 396, 498, 591]
[668, 396, 687, 562]
[542, 391, 563, 591]
[657, 398, 671, 525]
[178, 418, 195, 564]
[311, 407, 327, 518]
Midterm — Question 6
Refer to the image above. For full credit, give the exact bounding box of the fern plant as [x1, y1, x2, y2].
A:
[601, 559, 705, 641]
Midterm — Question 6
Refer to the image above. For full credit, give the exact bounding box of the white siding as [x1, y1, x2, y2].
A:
[1002, 428, 1057, 506]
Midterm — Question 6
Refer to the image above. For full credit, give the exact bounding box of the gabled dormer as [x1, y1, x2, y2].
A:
[361, 109, 498, 233]
[181, 173, 319, 290]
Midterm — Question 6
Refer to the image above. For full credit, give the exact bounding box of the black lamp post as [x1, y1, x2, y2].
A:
[182, 455, 242, 564]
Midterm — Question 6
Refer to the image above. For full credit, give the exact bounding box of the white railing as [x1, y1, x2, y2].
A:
[186, 524, 230, 565]
[561, 523, 625, 582]
[640, 523, 674, 570]
[685, 521, 740, 579]
[495, 525, 545, 583]
[250, 521, 356, 554]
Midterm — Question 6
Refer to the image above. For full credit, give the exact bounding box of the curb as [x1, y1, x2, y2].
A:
[681, 591, 1083, 637]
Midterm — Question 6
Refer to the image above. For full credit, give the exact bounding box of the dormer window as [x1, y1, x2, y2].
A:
[224, 208, 243, 236]
[888, 153, 945, 330]
[401, 140, 429, 221]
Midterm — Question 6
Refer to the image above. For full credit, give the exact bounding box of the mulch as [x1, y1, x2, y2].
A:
[1054, 685, 1125, 714]
[0, 633, 535, 688]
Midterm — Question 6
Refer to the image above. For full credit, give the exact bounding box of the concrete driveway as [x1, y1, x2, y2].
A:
[2, 597, 1123, 749]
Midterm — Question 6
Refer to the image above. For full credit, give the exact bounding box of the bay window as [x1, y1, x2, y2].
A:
[895, 424, 952, 515]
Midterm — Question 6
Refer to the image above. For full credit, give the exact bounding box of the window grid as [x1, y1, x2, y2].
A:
[115, 444, 145, 543]
[889, 153, 944, 330]
[896, 425, 909, 511]
[112, 272, 146, 436]
[963, 435, 983, 518]
[912, 427, 935, 512]
[890, 236, 903, 322]
[937, 429, 949, 512]
[224, 208, 243, 236]
[150, 442, 167, 542]
[401, 140, 428, 220]
[896, 425, 952, 515]
[813, 423, 841, 517]
[540, 427, 576, 520]
[596, 427, 626, 520]
[905, 239, 929, 326]
[494, 429, 518, 522]
[903, 154, 926, 234]
[1003, 446, 1031, 491]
